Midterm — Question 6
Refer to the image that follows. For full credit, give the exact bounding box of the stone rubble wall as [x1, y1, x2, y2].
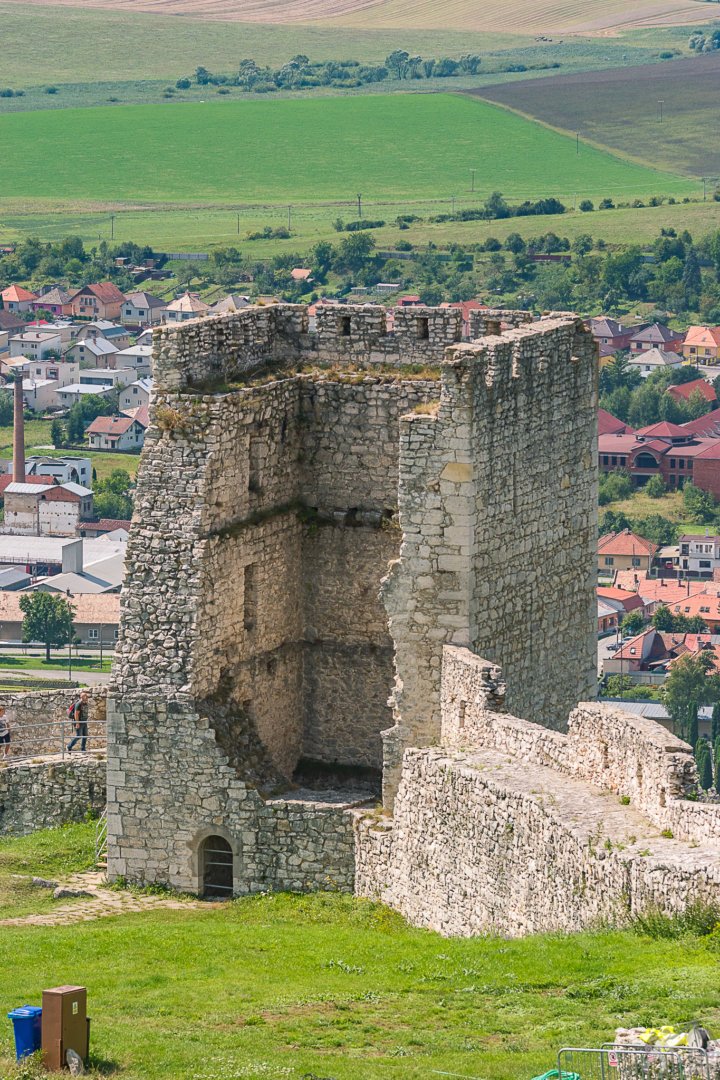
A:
[0, 687, 107, 758]
[353, 746, 720, 937]
[0, 755, 106, 837]
[381, 316, 597, 805]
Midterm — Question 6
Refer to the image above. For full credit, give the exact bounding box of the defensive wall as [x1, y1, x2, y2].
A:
[0, 755, 105, 837]
[105, 302, 601, 906]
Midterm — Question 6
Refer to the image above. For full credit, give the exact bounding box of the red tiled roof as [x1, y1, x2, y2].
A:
[597, 586, 645, 612]
[598, 530, 658, 557]
[1, 284, 36, 303]
[71, 282, 125, 304]
[667, 379, 716, 403]
[598, 433, 638, 453]
[682, 406, 720, 437]
[613, 573, 703, 606]
[94, 518, 131, 532]
[683, 326, 720, 349]
[86, 415, 135, 436]
[598, 408, 630, 436]
[636, 421, 689, 437]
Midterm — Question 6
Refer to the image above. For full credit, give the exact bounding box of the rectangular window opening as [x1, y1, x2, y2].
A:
[416, 316, 429, 340]
[244, 564, 257, 631]
[339, 315, 351, 337]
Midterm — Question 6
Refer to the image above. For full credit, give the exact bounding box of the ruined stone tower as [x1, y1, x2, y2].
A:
[106, 304, 598, 904]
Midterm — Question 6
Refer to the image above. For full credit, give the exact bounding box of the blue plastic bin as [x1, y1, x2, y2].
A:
[7, 1005, 42, 1060]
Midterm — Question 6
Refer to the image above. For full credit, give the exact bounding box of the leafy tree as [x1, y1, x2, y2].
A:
[599, 352, 641, 395]
[483, 191, 511, 220]
[419, 285, 444, 305]
[697, 738, 713, 790]
[632, 514, 677, 546]
[598, 470, 633, 505]
[604, 674, 636, 697]
[0, 390, 13, 427]
[621, 610, 645, 636]
[663, 653, 720, 739]
[684, 482, 718, 524]
[93, 492, 132, 519]
[333, 232, 375, 274]
[713, 702, 720, 743]
[573, 234, 593, 257]
[715, 739, 720, 795]
[504, 232, 526, 254]
[50, 419, 65, 449]
[653, 604, 675, 631]
[66, 403, 86, 444]
[19, 592, 75, 662]
[645, 475, 666, 498]
[579, 199, 594, 212]
[599, 509, 632, 534]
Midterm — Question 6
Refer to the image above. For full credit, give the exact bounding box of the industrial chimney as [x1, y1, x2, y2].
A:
[12, 374, 25, 484]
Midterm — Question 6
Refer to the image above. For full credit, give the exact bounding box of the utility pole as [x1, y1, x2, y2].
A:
[287, 205, 292, 231]
[356, 193, 362, 218]
[658, 99, 664, 122]
[576, 132, 579, 155]
[110, 214, 115, 240]
[470, 168, 476, 193]
[237, 212, 240, 235]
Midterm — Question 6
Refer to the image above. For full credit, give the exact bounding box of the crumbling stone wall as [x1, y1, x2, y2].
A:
[354, 646, 720, 936]
[0, 688, 106, 758]
[0, 756, 105, 837]
[381, 316, 597, 804]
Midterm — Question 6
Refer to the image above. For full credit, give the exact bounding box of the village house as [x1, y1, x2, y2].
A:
[1, 285, 37, 313]
[3, 455, 93, 487]
[85, 413, 146, 451]
[55, 383, 116, 408]
[29, 287, 72, 318]
[165, 292, 210, 323]
[114, 345, 152, 377]
[9, 331, 63, 360]
[682, 326, 720, 365]
[0, 590, 120, 646]
[629, 322, 684, 355]
[67, 283, 125, 321]
[667, 377, 717, 407]
[677, 533, 720, 578]
[599, 418, 720, 498]
[598, 408, 630, 436]
[598, 529, 658, 575]
[64, 338, 119, 368]
[588, 316, 638, 352]
[598, 598, 620, 636]
[120, 291, 167, 328]
[74, 321, 130, 349]
[0, 310, 26, 338]
[627, 347, 682, 377]
[119, 378, 152, 412]
[209, 294, 251, 315]
[604, 627, 720, 680]
[79, 367, 135, 390]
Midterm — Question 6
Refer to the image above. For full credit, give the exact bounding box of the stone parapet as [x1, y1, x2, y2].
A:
[0, 755, 106, 837]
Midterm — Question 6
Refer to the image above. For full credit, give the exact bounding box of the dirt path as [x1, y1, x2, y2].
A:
[1, 871, 208, 928]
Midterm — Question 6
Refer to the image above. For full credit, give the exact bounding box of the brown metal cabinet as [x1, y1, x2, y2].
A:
[41, 985, 88, 1071]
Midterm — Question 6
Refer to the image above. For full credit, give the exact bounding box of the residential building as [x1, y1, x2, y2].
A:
[682, 407, 720, 438]
[677, 534, 720, 578]
[25, 320, 74, 346]
[114, 345, 152, 377]
[85, 414, 146, 451]
[1, 285, 37, 313]
[9, 331, 63, 360]
[21, 379, 62, 413]
[209, 294, 251, 315]
[604, 627, 720, 679]
[8, 357, 79, 386]
[0, 533, 125, 578]
[627, 347, 682, 377]
[65, 338, 119, 368]
[598, 408, 630, 436]
[598, 529, 658, 574]
[55, 384, 115, 407]
[165, 292, 210, 323]
[629, 322, 684, 354]
[682, 326, 720, 365]
[2, 481, 93, 537]
[598, 599, 620, 635]
[597, 585, 648, 619]
[666, 377, 717, 407]
[12, 455, 93, 487]
[599, 422, 720, 497]
[74, 321, 130, 349]
[135, 329, 153, 348]
[81, 518, 131, 538]
[588, 316, 637, 352]
[67, 283, 125, 321]
[29, 287, 72, 317]
[0, 310, 26, 337]
[120, 291, 167, 327]
[79, 367, 135, 389]
[119, 378, 152, 412]
[0, 591, 120, 645]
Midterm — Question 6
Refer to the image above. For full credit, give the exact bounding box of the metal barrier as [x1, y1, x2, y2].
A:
[558, 1046, 720, 1080]
[3, 718, 107, 763]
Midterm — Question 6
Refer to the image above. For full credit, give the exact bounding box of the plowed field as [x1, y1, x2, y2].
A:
[1, 0, 711, 31]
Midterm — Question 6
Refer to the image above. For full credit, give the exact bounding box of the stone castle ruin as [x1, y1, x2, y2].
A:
[105, 303, 720, 935]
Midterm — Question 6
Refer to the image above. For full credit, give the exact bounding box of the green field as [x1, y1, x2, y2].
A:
[3, 828, 720, 1080]
[0, 421, 140, 482]
[0, 94, 695, 215]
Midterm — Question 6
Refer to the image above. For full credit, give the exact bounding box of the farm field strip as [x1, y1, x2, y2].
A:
[0, 0, 711, 32]
[474, 51, 720, 180]
[0, 95, 695, 210]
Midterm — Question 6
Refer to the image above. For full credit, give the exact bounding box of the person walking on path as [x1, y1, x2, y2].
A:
[67, 691, 90, 753]
[0, 706, 10, 759]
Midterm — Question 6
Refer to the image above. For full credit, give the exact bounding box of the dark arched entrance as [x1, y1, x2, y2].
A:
[200, 835, 234, 898]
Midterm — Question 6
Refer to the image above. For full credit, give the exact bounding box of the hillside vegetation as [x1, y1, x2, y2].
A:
[2, 0, 712, 31]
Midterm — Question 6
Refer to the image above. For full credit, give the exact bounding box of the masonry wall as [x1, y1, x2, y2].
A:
[0, 687, 106, 758]
[0, 756, 106, 837]
[382, 316, 597, 804]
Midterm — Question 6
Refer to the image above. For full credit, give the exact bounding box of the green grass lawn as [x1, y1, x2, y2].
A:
[1, 836, 720, 1078]
[0, 655, 111, 672]
[0, 822, 95, 919]
[0, 95, 694, 210]
[0, 422, 140, 482]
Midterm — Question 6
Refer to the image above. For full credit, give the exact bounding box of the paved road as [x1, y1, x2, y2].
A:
[598, 635, 621, 677]
[0, 666, 110, 686]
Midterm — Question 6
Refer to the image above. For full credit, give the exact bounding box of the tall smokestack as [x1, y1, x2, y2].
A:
[12, 375, 25, 484]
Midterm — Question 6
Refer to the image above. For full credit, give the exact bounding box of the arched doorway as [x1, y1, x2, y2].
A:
[200, 835, 234, 898]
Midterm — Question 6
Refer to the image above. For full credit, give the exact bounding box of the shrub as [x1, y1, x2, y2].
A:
[579, 200, 594, 212]
[176, 78, 191, 89]
[633, 901, 720, 939]
[45, 86, 59, 94]
[599, 198, 615, 210]
[644, 475, 666, 498]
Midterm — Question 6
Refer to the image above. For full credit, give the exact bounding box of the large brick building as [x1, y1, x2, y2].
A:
[599, 415, 720, 498]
